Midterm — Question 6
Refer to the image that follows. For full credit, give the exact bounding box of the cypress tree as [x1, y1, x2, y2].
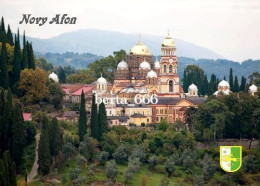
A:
[223, 76, 226, 80]
[240, 76, 246, 91]
[6, 25, 14, 46]
[0, 17, 6, 42]
[21, 32, 28, 69]
[0, 90, 5, 155]
[27, 42, 35, 69]
[90, 93, 99, 140]
[98, 102, 108, 140]
[234, 75, 239, 92]
[58, 67, 66, 83]
[229, 68, 234, 91]
[13, 34, 21, 83]
[3, 151, 16, 186]
[208, 74, 217, 95]
[41, 116, 50, 146]
[11, 104, 25, 164]
[0, 159, 7, 186]
[49, 117, 61, 156]
[183, 69, 187, 92]
[79, 90, 87, 142]
[0, 39, 9, 89]
[37, 132, 51, 176]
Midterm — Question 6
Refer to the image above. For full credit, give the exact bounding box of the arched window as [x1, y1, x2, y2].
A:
[169, 65, 172, 73]
[164, 65, 167, 73]
[169, 80, 173, 92]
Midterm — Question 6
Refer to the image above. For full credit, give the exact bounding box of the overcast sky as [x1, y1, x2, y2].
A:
[1, 0, 260, 61]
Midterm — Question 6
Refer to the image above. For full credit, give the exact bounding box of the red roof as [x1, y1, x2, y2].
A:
[71, 86, 93, 96]
[23, 113, 32, 121]
[62, 87, 70, 94]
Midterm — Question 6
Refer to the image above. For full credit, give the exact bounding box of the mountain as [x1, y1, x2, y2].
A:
[27, 29, 223, 59]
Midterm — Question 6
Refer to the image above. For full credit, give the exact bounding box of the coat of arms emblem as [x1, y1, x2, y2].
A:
[220, 146, 242, 172]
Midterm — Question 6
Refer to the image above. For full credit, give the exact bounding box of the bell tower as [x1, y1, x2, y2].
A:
[158, 32, 181, 97]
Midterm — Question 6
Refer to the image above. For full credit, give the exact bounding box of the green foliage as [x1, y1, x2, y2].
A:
[98, 102, 108, 140]
[49, 118, 62, 156]
[90, 94, 99, 140]
[113, 144, 131, 165]
[21, 32, 28, 70]
[105, 160, 118, 181]
[79, 135, 97, 161]
[36, 57, 53, 71]
[233, 75, 240, 92]
[164, 157, 175, 177]
[97, 151, 109, 166]
[199, 154, 217, 180]
[229, 68, 234, 91]
[125, 158, 141, 182]
[67, 69, 95, 84]
[1, 151, 17, 186]
[182, 65, 208, 95]
[47, 81, 64, 109]
[38, 129, 51, 176]
[0, 39, 9, 89]
[148, 155, 158, 170]
[157, 118, 169, 132]
[243, 155, 259, 173]
[62, 142, 76, 161]
[58, 67, 66, 83]
[193, 175, 204, 186]
[78, 91, 87, 142]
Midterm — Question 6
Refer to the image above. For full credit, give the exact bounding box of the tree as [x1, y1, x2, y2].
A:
[2, 151, 16, 186]
[27, 42, 35, 69]
[165, 157, 175, 177]
[79, 135, 97, 161]
[97, 151, 109, 166]
[0, 17, 6, 42]
[11, 104, 25, 164]
[12, 33, 21, 83]
[208, 74, 217, 95]
[0, 39, 9, 89]
[58, 67, 66, 83]
[113, 144, 130, 164]
[6, 25, 14, 46]
[158, 118, 169, 131]
[193, 175, 204, 186]
[21, 32, 28, 69]
[90, 93, 99, 139]
[240, 76, 246, 91]
[125, 158, 141, 182]
[18, 68, 49, 103]
[98, 102, 108, 140]
[66, 69, 95, 84]
[200, 154, 217, 180]
[47, 82, 64, 109]
[79, 90, 87, 142]
[49, 118, 62, 156]
[105, 160, 118, 181]
[38, 131, 51, 176]
[148, 155, 158, 170]
[229, 68, 234, 91]
[233, 75, 239, 92]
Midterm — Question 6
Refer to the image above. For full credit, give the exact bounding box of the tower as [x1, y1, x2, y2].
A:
[158, 32, 181, 97]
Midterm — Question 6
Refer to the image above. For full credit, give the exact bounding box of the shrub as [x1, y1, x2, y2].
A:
[148, 155, 158, 170]
[193, 175, 204, 186]
[105, 160, 118, 181]
[97, 151, 109, 165]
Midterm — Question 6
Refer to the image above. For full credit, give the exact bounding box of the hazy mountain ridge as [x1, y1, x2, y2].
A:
[27, 29, 223, 59]
[35, 52, 260, 81]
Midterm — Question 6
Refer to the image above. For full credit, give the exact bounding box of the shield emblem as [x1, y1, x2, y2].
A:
[220, 146, 242, 172]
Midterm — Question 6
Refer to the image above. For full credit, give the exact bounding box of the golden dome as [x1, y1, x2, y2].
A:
[130, 40, 151, 55]
[162, 34, 175, 47]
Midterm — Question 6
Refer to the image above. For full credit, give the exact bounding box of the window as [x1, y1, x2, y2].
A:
[156, 117, 159, 122]
[169, 65, 172, 73]
[169, 80, 173, 92]
[164, 65, 167, 73]
[147, 119, 149, 122]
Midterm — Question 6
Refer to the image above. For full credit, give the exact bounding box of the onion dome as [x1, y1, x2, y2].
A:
[249, 84, 257, 93]
[218, 80, 230, 87]
[139, 61, 151, 70]
[97, 75, 107, 84]
[162, 33, 175, 47]
[130, 40, 151, 55]
[154, 61, 160, 69]
[117, 60, 128, 70]
[146, 70, 158, 78]
[48, 72, 59, 83]
[188, 84, 198, 92]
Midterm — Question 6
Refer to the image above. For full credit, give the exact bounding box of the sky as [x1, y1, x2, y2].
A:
[1, 0, 260, 61]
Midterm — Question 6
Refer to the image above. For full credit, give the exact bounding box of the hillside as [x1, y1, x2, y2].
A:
[35, 52, 260, 80]
[26, 29, 223, 59]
